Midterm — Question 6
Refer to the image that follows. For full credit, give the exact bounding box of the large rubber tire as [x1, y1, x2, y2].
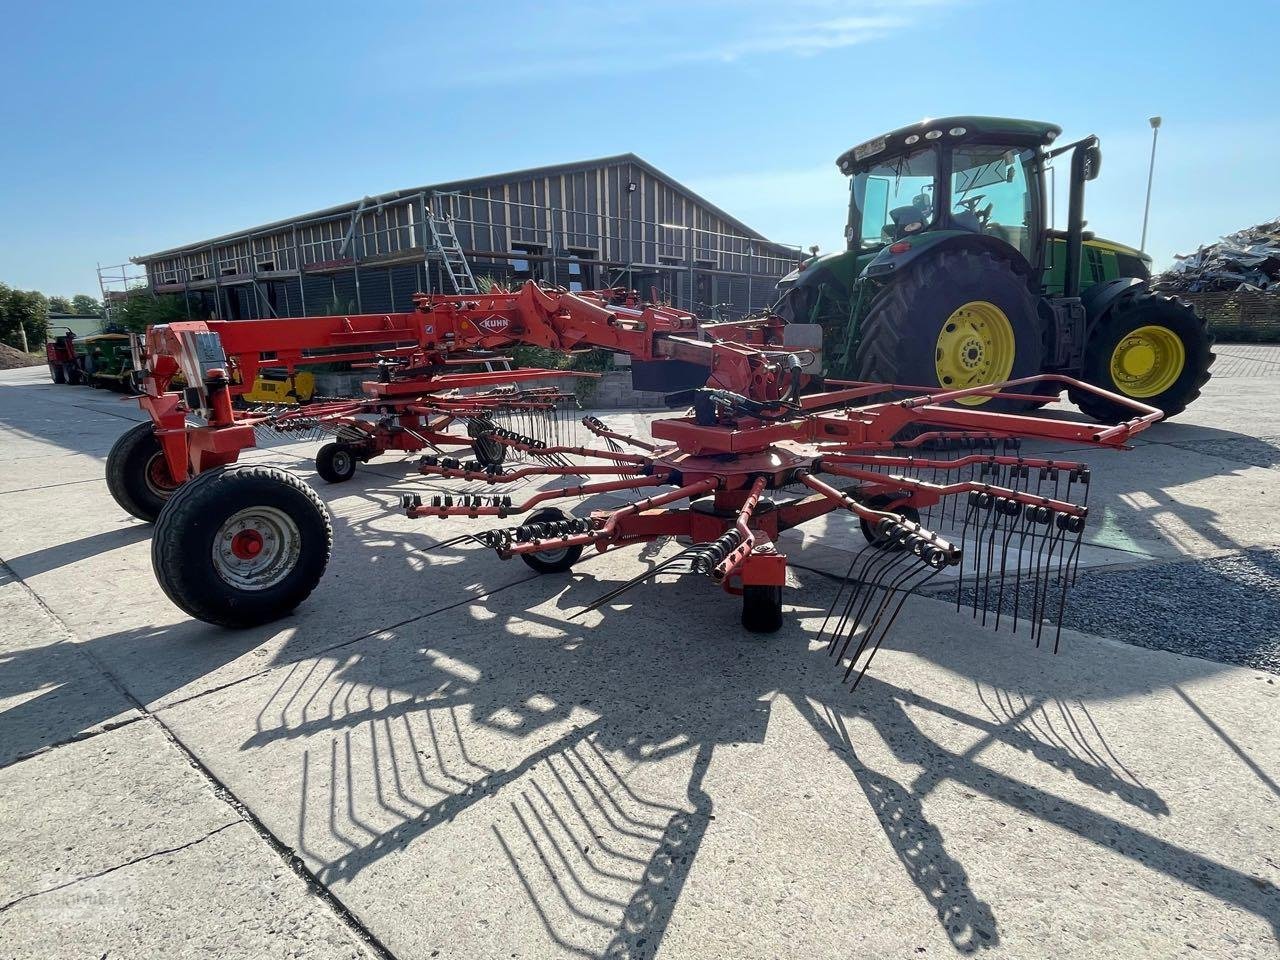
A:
[518, 507, 584, 574]
[152, 465, 333, 628]
[50, 363, 66, 384]
[315, 442, 358, 484]
[855, 248, 1044, 410]
[106, 422, 182, 522]
[1070, 292, 1214, 423]
[741, 584, 783, 633]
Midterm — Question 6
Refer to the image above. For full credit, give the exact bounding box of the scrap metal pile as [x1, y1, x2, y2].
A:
[123, 281, 1160, 688]
[1154, 216, 1280, 293]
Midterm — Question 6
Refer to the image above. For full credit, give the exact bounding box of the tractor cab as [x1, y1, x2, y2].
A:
[839, 117, 1072, 287]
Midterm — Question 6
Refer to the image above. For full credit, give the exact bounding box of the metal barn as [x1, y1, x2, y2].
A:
[130, 154, 803, 323]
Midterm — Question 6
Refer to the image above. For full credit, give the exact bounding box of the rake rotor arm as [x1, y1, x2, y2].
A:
[406, 474, 671, 520]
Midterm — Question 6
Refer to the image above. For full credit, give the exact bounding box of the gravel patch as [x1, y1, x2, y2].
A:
[953, 549, 1280, 674]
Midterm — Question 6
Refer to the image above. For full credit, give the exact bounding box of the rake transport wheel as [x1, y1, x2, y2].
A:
[152, 465, 333, 628]
[107, 421, 182, 522]
[471, 433, 508, 470]
[741, 584, 784, 634]
[315, 442, 358, 484]
[859, 503, 922, 549]
[855, 248, 1044, 409]
[519, 507, 584, 574]
[1071, 292, 1214, 422]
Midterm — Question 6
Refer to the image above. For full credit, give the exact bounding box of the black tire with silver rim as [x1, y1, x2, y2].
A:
[315, 442, 358, 484]
[519, 507, 584, 573]
[106, 421, 182, 522]
[152, 464, 333, 628]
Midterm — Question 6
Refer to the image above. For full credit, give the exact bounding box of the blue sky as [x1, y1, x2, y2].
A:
[2, 0, 1278, 297]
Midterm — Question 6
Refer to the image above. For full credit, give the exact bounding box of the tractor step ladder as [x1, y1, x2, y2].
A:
[426, 200, 479, 295]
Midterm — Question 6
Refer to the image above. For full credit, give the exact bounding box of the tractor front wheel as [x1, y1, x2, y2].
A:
[152, 465, 333, 628]
[315, 442, 358, 484]
[855, 248, 1044, 409]
[1071, 293, 1214, 422]
[107, 422, 182, 522]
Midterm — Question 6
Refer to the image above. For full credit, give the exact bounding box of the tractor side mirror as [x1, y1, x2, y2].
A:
[1083, 144, 1102, 181]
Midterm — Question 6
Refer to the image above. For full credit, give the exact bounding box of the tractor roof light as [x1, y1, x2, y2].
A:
[925, 130, 942, 140]
[948, 126, 967, 136]
[905, 134, 920, 145]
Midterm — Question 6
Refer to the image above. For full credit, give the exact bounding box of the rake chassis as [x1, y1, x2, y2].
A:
[133, 281, 1161, 681]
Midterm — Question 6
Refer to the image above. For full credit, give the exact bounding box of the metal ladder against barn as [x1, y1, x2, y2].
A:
[425, 203, 479, 295]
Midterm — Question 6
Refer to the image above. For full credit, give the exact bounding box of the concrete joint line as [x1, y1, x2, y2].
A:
[0, 822, 241, 914]
[0, 557, 402, 960]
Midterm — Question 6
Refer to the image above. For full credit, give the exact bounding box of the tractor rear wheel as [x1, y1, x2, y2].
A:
[107, 421, 182, 522]
[152, 465, 333, 628]
[1071, 292, 1214, 422]
[855, 248, 1044, 409]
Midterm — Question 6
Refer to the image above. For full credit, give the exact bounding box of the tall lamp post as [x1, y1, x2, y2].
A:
[1140, 115, 1162, 253]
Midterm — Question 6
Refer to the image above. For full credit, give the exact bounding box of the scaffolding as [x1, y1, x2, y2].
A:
[96, 262, 151, 328]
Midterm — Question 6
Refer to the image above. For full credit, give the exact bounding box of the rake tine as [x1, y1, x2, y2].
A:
[850, 564, 945, 689]
[840, 551, 924, 681]
[837, 548, 919, 677]
[569, 548, 701, 619]
[991, 500, 1022, 631]
[1052, 518, 1086, 654]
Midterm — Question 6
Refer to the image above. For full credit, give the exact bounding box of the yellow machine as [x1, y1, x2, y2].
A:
[240, 371, 317, 405]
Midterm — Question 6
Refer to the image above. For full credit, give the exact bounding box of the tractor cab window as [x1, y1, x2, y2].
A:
[949, 145, 1037, 258]
[851, 148, 936, 249]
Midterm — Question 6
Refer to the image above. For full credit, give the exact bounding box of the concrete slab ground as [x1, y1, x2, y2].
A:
[0, 348, 1278, 958]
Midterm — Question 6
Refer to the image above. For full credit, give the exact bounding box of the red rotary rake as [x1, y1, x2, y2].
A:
[135, 281, 1161, 687]
[412, 374, 1149, 685]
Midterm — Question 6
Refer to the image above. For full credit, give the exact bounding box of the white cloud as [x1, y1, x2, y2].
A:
[414, 1, 958, 86]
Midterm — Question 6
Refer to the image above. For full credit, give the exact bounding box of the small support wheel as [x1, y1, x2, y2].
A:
[315, 442, 358, 484]
[519, 507, 584, 574]
[106, 421, 182, 522]
[859, 503, 921, 550]
[472, 433, 507, 469]
[50, 363, 66, 384]
[741, 584, 783, 633]
[151, 464, 333, 628]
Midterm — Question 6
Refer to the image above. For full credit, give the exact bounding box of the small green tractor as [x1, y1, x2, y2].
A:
[775, 116, 1213, 419]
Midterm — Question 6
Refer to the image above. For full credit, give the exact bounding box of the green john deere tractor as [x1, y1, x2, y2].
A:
[775, 116, 1214, 419]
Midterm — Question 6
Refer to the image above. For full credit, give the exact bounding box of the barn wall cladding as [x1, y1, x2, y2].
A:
[135, 154, 802, 322]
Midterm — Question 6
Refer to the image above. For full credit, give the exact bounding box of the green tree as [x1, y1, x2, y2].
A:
[0, 283, 50, 352]
[111, 292, 190, 333]
[48, 295, 73, 314]
[72, 294, 103, 317]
